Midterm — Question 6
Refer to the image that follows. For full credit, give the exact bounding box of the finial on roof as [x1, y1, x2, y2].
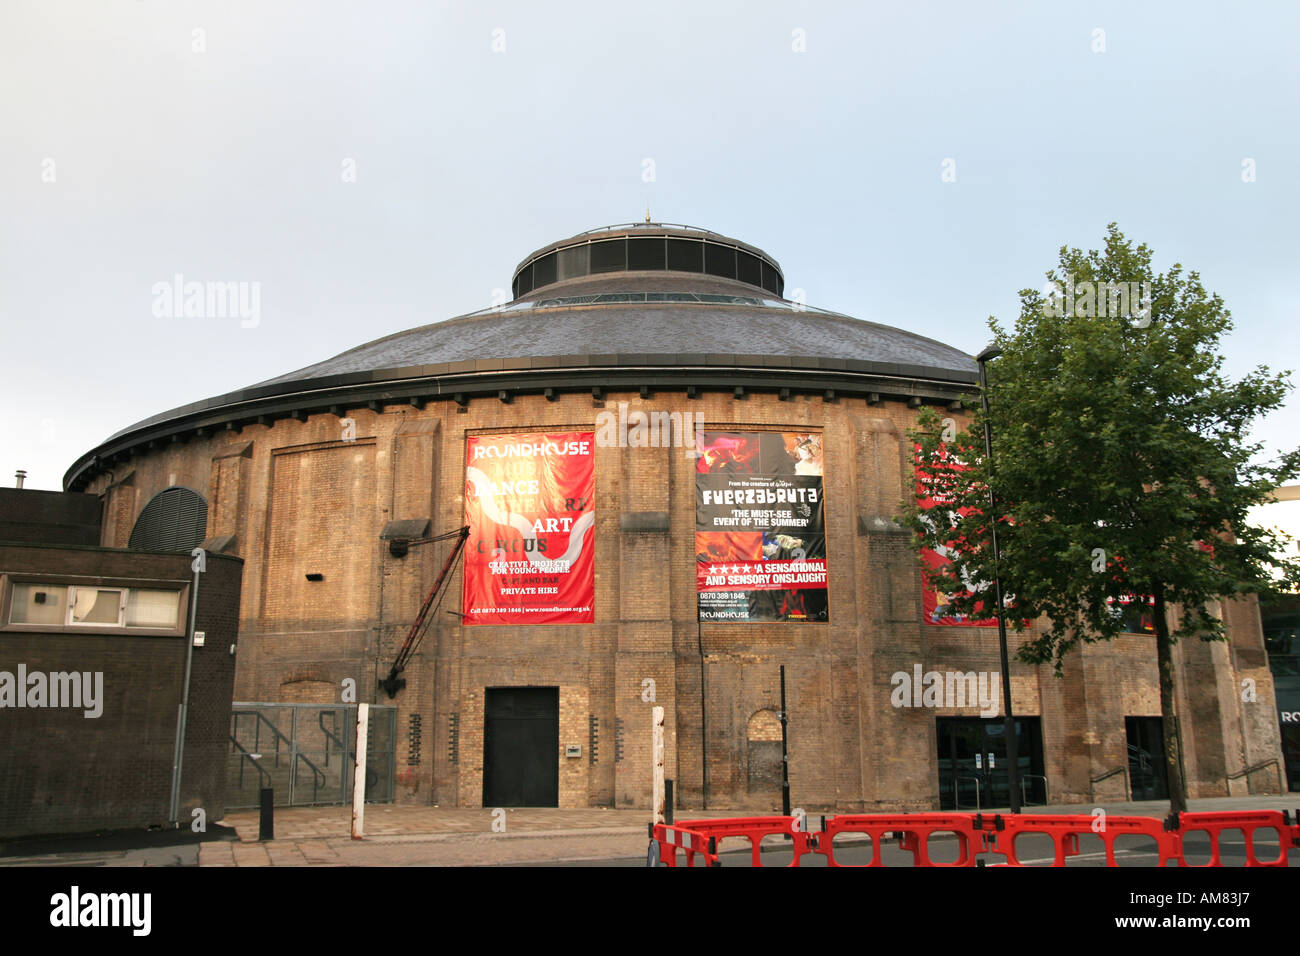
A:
[645, 207, 651, 223]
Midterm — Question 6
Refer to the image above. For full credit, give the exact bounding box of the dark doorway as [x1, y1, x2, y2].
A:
[1282, 723, 1300, 793]
[483, 687, 559, 807]
[1126, 716, 1169, 801]
[937, 717, 1044, 810]
[746, 709, 783, 806]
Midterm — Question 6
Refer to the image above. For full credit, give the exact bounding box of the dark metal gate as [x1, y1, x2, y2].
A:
[483, 687, 559, 807]
[228, 703, 396, 809]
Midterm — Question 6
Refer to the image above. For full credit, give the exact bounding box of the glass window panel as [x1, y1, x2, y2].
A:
[531, 252, 557, 289]
[589, 239, 626, 273]
[704, 243, 737, 279]
[666, 238, 703, 272]
[69, 588, 122, 625]
[514, 263, 532, 298]
[737, 251, 762, 287]
[627, 238, 666, 271]
[557, 245, 588, 280]
[126, 589, 181, 628]
[696, 294, 760, 305]
[9, 584, 68, 625]
[762, 261, 782, 296]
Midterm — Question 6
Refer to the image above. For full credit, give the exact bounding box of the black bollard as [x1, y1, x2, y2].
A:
[665, 779, 674, 825]
[259, 788, 274, 841]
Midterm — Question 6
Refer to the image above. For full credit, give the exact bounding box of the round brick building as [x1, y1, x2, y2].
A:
[64, 222, 1285, 810]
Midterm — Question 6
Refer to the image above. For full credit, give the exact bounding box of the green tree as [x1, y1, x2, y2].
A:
[904, 224, 1300, 814]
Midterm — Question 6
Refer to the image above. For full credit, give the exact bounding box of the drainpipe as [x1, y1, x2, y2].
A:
[169, 549, 204, 825]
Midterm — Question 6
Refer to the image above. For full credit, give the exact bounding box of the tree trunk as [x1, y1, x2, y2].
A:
[1152, 582, 1188, 814]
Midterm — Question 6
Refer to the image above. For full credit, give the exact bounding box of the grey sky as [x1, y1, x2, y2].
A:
[2, 1, 1296, 490]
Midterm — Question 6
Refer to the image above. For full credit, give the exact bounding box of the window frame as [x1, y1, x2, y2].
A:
[65, 585, 127, 628]
[0, 574, 190, 637]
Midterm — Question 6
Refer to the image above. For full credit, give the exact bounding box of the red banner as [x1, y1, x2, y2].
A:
[920, 546, 998, 626]
[462, 432, 594, 625]
[915, 443, 998, 627]
[1106, 593, 1155, 633]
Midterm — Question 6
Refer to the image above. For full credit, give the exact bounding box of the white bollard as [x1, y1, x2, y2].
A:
[652, 705, 665, 825]
[352, 703, 369, 840]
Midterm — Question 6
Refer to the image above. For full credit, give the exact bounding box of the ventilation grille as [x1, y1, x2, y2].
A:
[128, 486, 208, 552]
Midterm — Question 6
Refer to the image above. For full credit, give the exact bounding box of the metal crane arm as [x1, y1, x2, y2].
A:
[381, 525, 469, 698]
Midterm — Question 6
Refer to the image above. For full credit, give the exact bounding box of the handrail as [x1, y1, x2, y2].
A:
[295, 752, 326, 804]
[225, 704, 397, 810]
[954, 775, 981, 811]
[233, 710, 292, 767]
[318, 710, 348, 768]
[573, 222, 742, 241]
[233, 709, 329, 799]
[1020, 773, 1049, 806]
[1089, 765, 1130, 802]
[229, 735, 272, 789]
[1227, 759, 1283, 795]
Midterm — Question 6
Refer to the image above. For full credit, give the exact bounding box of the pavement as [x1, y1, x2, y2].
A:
[1, 795, 1295, 867]
[201, 805, 738, 867]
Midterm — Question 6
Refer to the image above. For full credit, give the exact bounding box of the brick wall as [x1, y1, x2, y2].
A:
[77, 388, 1286, 811]
[0, 544, 242, 839]
[0, 488, 101, 545]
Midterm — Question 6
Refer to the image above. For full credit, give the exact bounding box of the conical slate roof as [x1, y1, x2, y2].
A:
[65, 223, 977, 491]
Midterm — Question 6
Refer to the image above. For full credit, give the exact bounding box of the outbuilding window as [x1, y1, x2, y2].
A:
[68, 587, 125, 626]
[9, 583, 67, 626]
[7, 582, 182, 631]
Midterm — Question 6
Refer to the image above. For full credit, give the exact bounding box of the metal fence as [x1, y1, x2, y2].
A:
[228, 703, 396, 809]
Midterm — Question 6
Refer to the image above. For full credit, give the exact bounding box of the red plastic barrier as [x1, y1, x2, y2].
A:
[653, 823, 719, 867]
[1176, 811, 1296, 868]
[988, 813, 1178, 867]
[815, 813, 989, 867]
[671, 815, 812, 867]
[651, 810, 1300, 868]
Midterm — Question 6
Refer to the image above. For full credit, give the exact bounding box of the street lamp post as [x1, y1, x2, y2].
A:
[976, 343, 1021, 814]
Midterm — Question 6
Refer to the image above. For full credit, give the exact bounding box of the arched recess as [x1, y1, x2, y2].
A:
[278, 679, 336, 704]
[746, 709, 783, 800]
[128, 486, 208, 552]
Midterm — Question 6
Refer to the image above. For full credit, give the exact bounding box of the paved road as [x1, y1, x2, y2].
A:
[0, 845, 199, 867]
[2, 795, 1294, 867]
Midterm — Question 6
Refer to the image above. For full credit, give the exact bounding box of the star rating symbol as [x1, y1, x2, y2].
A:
[704, 563, 759, 575]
